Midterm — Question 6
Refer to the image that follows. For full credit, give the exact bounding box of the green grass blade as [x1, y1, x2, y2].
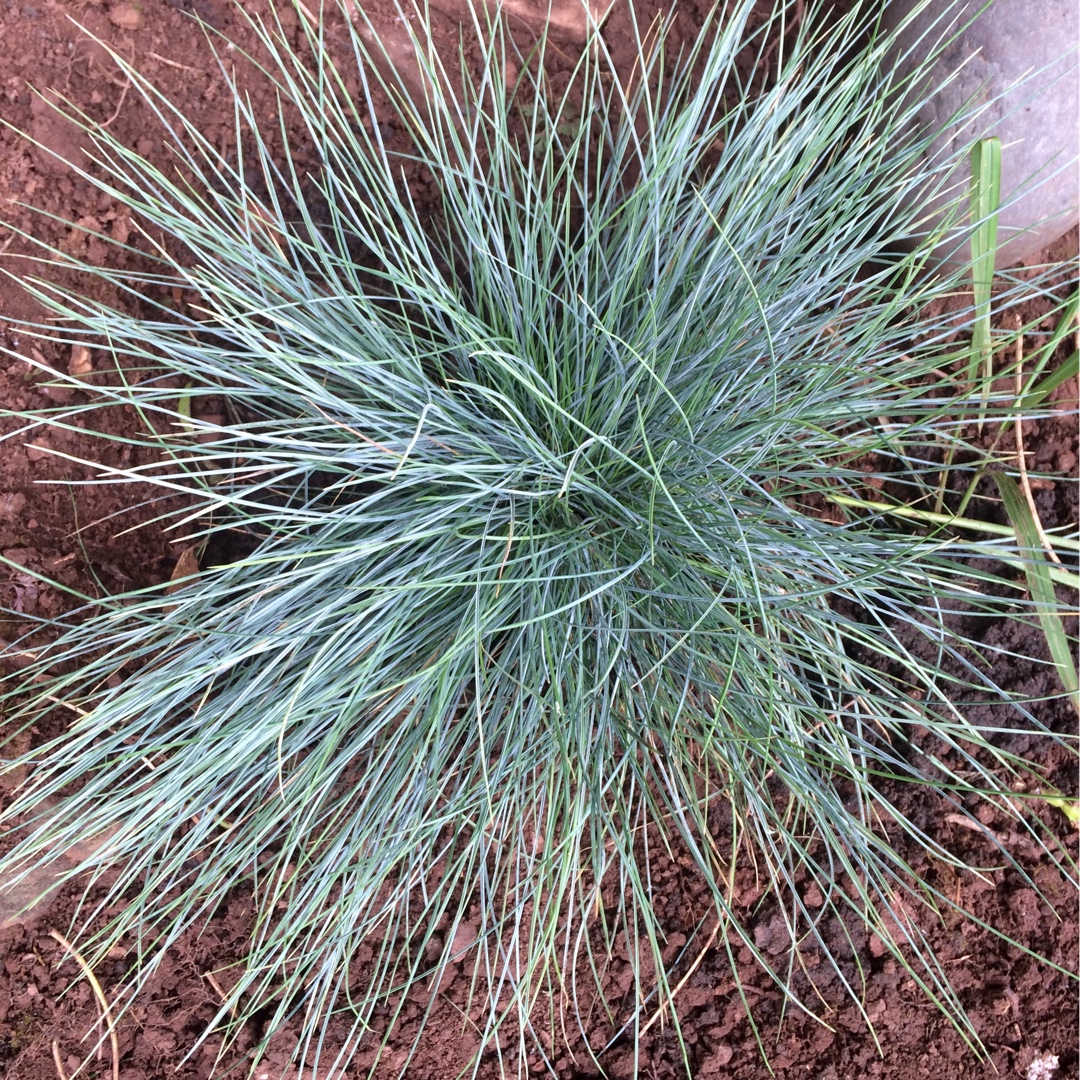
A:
[969, 136, 1002, 391]
[1024, 344, 1079, 408]
[994, 471, 1079, 711]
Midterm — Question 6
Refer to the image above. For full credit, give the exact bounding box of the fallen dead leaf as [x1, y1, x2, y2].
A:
[166, 546, 201, 595]
[69, 344, 93, 377]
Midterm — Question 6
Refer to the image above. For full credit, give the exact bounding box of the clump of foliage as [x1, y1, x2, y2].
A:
[1, 0, 1076, 1074]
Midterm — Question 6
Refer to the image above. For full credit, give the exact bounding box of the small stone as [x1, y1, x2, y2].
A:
[702, 1044, 733, 1069]
[38, 382, 74, 404]
[883, 0, 1078, 269]
[0, 492, 27, 520]
[277, 3, 298, 38]
[1027, 1054, 1061, 1080]
[24, 443, 51, 462]
[108, 2, 144, 30]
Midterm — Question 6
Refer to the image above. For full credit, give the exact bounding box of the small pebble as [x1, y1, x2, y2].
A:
[109, 3, 144, 30]
[38, 383, 74, 404]
[0, 492, 27, 519]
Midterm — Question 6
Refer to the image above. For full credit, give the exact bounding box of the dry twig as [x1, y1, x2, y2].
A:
[100, 77, 131, 130]
[640, 919, 723, 1036]
[47, 929, 120, 1080]
[1014, 333, 1063, 566]
[50, 1039, 69, 1080]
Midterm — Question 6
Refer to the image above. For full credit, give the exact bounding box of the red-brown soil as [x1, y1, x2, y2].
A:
[0, 1, 1077, 1077]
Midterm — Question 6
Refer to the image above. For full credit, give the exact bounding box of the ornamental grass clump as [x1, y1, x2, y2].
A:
[1, 0, 1076, 1073]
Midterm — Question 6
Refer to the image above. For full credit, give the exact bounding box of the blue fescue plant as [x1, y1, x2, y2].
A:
[1, 0, 1077, 1074]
